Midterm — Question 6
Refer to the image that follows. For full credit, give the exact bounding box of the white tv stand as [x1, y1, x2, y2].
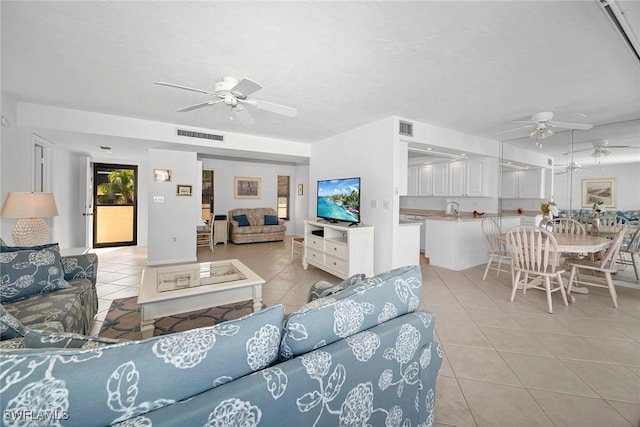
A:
[303, 219, 374, 279]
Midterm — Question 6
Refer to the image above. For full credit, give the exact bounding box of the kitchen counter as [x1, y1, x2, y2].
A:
[400, 209, 521, 222]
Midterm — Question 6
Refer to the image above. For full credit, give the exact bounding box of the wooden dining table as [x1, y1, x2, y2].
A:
[499, 232, 611, 301]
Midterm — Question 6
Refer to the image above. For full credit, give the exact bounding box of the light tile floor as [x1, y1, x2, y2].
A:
[89, 240, 640, 427]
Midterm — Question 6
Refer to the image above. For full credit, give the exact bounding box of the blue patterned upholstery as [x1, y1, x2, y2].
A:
[281, 265, 422, 360]
[1, 305, 285, 426]
[0, 265, 442, 426]
[0, 246, 70, 303]
[1, 252, 98, 340]
[306, 273, 366, 302]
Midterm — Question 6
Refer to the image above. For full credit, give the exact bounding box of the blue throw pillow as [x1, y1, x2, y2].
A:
[233, 214, 250, 227]
[0, 242, 59, 253]
[0, 246, 70, 303]
[264, 214, 279, 225]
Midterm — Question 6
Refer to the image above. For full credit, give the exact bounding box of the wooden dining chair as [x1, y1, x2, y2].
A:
[567, 225, 629, 307]
[481, 218, 512, 281]
[506, 226, 568, 314]
[196, 214, 214, 251]
[552, 218, 586, 235]
[617, 227, 640, 280]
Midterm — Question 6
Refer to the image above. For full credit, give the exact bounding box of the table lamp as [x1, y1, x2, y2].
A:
[1, 192, 59, 246]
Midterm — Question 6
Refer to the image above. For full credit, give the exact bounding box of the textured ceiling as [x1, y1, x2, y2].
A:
[2, 1, 639, 164]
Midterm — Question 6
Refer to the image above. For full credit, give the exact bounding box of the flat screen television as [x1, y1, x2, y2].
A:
[317, 177, 361, 224]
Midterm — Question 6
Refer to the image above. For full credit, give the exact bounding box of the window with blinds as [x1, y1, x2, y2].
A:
[277, 175, 290, 220]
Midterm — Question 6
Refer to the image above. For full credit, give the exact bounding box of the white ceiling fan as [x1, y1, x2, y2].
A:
[563, 139, 632, 160]
[155, 76, 297, 125]
[497, 111, 593, 147]
[554, 162, 590, 175]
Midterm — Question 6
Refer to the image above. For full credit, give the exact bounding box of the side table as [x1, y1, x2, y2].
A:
[213, 219, 228, 245]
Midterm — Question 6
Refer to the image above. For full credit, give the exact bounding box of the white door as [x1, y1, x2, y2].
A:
[80, 157, 94, 250]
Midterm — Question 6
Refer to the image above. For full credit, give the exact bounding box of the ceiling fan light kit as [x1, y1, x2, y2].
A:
[498, 111, 594, 148]
[156, 75, 297, 124]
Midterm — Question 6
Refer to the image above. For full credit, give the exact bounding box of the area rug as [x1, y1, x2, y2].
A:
[98, 296, 254, 340]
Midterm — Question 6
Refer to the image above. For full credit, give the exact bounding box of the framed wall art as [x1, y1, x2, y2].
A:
[153, 169, 171, 182]
[234, 177, 261, 199]
[177, 184, 192, 196]
[582, 177, 617, 208]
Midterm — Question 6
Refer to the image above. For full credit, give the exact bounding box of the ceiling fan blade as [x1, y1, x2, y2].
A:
[606, 145, 632, 148]
[233, 105, 255, 125]
[548, 121, 593, 130]
[562, 148, 593, 155]
[244, 99, 298, 117]
[496, 124, 535, 135]
[175, 100, 221, 112]
[155, 81, 214, 95]
[230, 79, 263, 98]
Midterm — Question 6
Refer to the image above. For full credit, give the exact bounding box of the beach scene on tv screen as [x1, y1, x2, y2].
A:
[317, 178, 360, 222]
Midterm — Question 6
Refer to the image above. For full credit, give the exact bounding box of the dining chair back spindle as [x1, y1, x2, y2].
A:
[481, 218, 512, 281]
[618, 227, 640, 280]
[506, 226, 568, 313]
[552, 218, 586, 235]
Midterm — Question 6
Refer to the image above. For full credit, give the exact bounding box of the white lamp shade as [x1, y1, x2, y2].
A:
[1, 192, 59, 218]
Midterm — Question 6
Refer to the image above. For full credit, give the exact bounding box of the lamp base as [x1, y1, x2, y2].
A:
[12, 217, 49, 246]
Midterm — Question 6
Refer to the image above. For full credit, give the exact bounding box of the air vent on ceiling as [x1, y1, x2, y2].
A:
[176, 128, 224, 142]
[399, 120, 414, 137]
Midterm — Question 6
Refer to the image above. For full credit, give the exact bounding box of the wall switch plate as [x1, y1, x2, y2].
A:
[383, 200, 391, 209]
[153, 196, 164, 203]
[371, 200, 378, 208]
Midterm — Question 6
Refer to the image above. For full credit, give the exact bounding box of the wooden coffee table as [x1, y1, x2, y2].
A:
[137, 259, 264, 338]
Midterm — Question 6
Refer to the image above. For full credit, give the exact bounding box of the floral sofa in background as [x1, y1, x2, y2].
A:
[0, 242, 98, 348]
[0, 265, 442, 426]
[228, 207, 286, 244]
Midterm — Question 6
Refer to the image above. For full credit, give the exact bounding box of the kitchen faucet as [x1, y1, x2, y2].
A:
[446, 201, 461, 219]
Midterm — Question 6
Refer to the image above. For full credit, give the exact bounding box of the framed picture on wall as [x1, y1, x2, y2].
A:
[234, 176, 261, 199]
[154, 169, 171, 182]
[177, 184, 192, 196]
[582, 177, 617, 208]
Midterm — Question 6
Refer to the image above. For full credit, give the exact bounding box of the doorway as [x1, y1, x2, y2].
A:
[93, 163, 138, 248]
[202, 170, 214, 221]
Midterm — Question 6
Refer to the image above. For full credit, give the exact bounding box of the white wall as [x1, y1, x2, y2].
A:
[554, 162, 640, 211]
[147, 149, 198, 265]
[311, 117, 396, 274]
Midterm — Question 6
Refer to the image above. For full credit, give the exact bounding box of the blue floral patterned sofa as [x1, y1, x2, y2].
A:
[0, 242, 98, 348]
[0, 265, 442, 426]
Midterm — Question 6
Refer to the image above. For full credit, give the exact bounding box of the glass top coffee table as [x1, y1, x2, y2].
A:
[137, 259, 264, 338]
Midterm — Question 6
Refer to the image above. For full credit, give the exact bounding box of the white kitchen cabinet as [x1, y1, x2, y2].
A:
[502, 168, 546, 199]
[418, 164, 433, 196]
[303, 219, 374, 279]
[407, 165, 419, 196]
[448, 158, 491, 197]
[432, 163, 449, 196]
[449, 161, 466, 196]
[502, 171, 518, 198]
[518, 168, 546, 198]
[424, 216, 521, 271]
